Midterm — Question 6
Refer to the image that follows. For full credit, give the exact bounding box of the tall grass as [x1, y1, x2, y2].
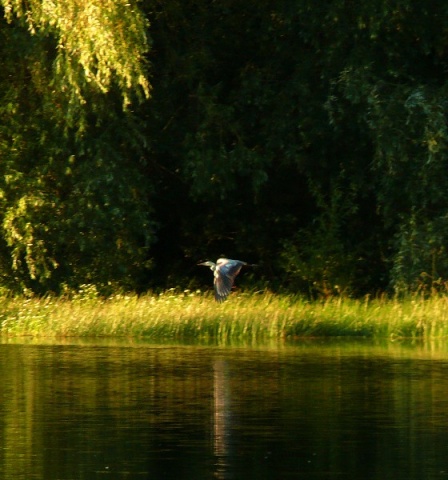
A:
[1, 286, 448, 341]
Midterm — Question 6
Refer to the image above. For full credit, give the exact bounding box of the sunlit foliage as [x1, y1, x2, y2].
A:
[2, 0, 150, 107]
[0, 0, 152, 293]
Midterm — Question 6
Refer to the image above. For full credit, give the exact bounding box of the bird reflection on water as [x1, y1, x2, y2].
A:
[213, 359, 233, 479]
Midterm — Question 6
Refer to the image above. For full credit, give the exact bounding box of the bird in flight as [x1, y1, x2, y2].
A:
[198, 258, 252, 302]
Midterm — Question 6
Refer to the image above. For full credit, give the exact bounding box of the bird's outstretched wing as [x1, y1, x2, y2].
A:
[214, 260, 247, 302]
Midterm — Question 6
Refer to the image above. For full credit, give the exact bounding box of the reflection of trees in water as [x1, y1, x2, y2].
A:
[5, 345, 448, 479]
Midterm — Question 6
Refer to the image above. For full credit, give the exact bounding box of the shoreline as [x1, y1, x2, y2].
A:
[0, 290, 446, 341]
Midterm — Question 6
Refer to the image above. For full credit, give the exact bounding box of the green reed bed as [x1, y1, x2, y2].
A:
[0, 288, 448, 341]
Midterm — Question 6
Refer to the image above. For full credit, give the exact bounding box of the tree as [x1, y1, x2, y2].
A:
[0, 0, 153, 293]
[2, 0, 448, 296]
[326, 2, 448, 292]
[143, 0, 448, 295]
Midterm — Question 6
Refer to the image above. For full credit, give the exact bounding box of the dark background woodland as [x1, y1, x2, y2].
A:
[2, 1, 448, 297]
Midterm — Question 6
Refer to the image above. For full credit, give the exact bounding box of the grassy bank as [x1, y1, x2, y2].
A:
[0, 287, 448, 341]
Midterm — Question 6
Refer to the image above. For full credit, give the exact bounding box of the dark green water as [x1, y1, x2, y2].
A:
[1, 338, 448, 479]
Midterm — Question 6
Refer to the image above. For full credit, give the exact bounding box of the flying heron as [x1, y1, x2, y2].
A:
[198, 258, 252, 302]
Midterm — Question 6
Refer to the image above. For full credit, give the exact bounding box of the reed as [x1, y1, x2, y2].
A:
[0, 287, 448, 341]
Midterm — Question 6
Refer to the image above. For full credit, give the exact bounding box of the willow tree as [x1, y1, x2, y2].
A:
[0, 0, 152, 293]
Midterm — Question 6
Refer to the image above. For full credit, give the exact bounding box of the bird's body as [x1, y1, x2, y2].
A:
[198, 258, 249, 302]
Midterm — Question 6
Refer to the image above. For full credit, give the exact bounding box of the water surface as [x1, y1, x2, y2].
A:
[1, 338, 448, 479]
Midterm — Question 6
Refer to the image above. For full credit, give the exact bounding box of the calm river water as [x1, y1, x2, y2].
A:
[1, 338, 448, 479]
